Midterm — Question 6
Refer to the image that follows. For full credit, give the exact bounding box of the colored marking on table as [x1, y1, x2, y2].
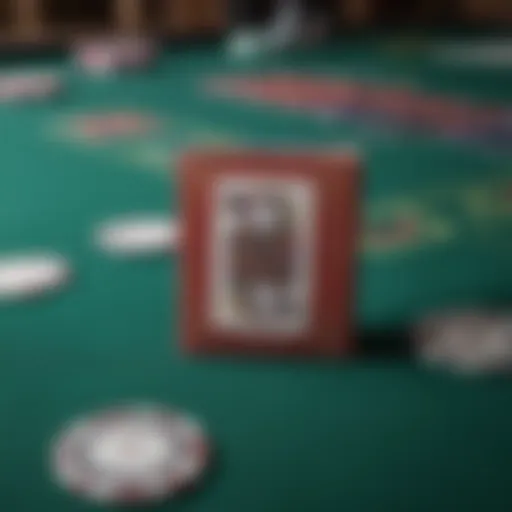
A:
[45, 111, 241, 174]
[208, 74, 511, 153]
[51, 111, 160, 143]
[362, 199, 455, 255]
[430, 41, 512, 69]
[462, 181, 512, 219]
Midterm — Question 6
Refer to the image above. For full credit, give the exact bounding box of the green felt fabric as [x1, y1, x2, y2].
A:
[0, 40, 510, 512]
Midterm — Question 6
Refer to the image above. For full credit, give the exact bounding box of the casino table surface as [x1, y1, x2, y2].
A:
[0, 38, 511, 512]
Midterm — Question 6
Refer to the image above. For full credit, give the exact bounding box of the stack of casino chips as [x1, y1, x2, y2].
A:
[414, 311, 512, 375]
[73, 37, 156, 76]
[51, 403, 211, 505]
[0, 253, 71, 301]
[0, 72, 62, 102]
[0, 217, 180, 302]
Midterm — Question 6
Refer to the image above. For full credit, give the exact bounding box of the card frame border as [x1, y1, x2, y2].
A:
[179, 150, 360, 357]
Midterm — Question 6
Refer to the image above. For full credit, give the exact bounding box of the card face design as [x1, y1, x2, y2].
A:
[180, 149, 360, 357]
[208, 177, 316, 337]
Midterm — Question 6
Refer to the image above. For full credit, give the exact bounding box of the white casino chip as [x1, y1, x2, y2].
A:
[74, 37, 156, 76]
[51, 404, 210, 505]
[415, 311, 512, 375]
[73, 40, 119, 76]
[415, 312, 482, 365]
[0, 253, 71, 301]
[0, 72, 61, 102]
[95, 216, 181, 256]
[82, 50, 117, 76]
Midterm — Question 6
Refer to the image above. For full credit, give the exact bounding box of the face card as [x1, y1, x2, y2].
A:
[180, 150, 360, 357]
[209, 177, 316, 336]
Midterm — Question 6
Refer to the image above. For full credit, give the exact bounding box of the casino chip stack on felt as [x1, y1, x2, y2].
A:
[0, 217, 179, 303]
[0, 252, 71, 301]
[74, 37, 156, 76]
[0, 72, 62, 102]
[414, 311, 512, 375]
[51, 404, 210, 505]
[94, 215, 181, 257]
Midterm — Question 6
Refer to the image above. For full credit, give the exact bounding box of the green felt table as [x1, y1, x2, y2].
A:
[0, 38, 511, 512]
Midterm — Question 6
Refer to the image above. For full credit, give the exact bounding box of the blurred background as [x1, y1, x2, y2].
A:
[0, 2, 510, 512]
[0, 0, 510, 45]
